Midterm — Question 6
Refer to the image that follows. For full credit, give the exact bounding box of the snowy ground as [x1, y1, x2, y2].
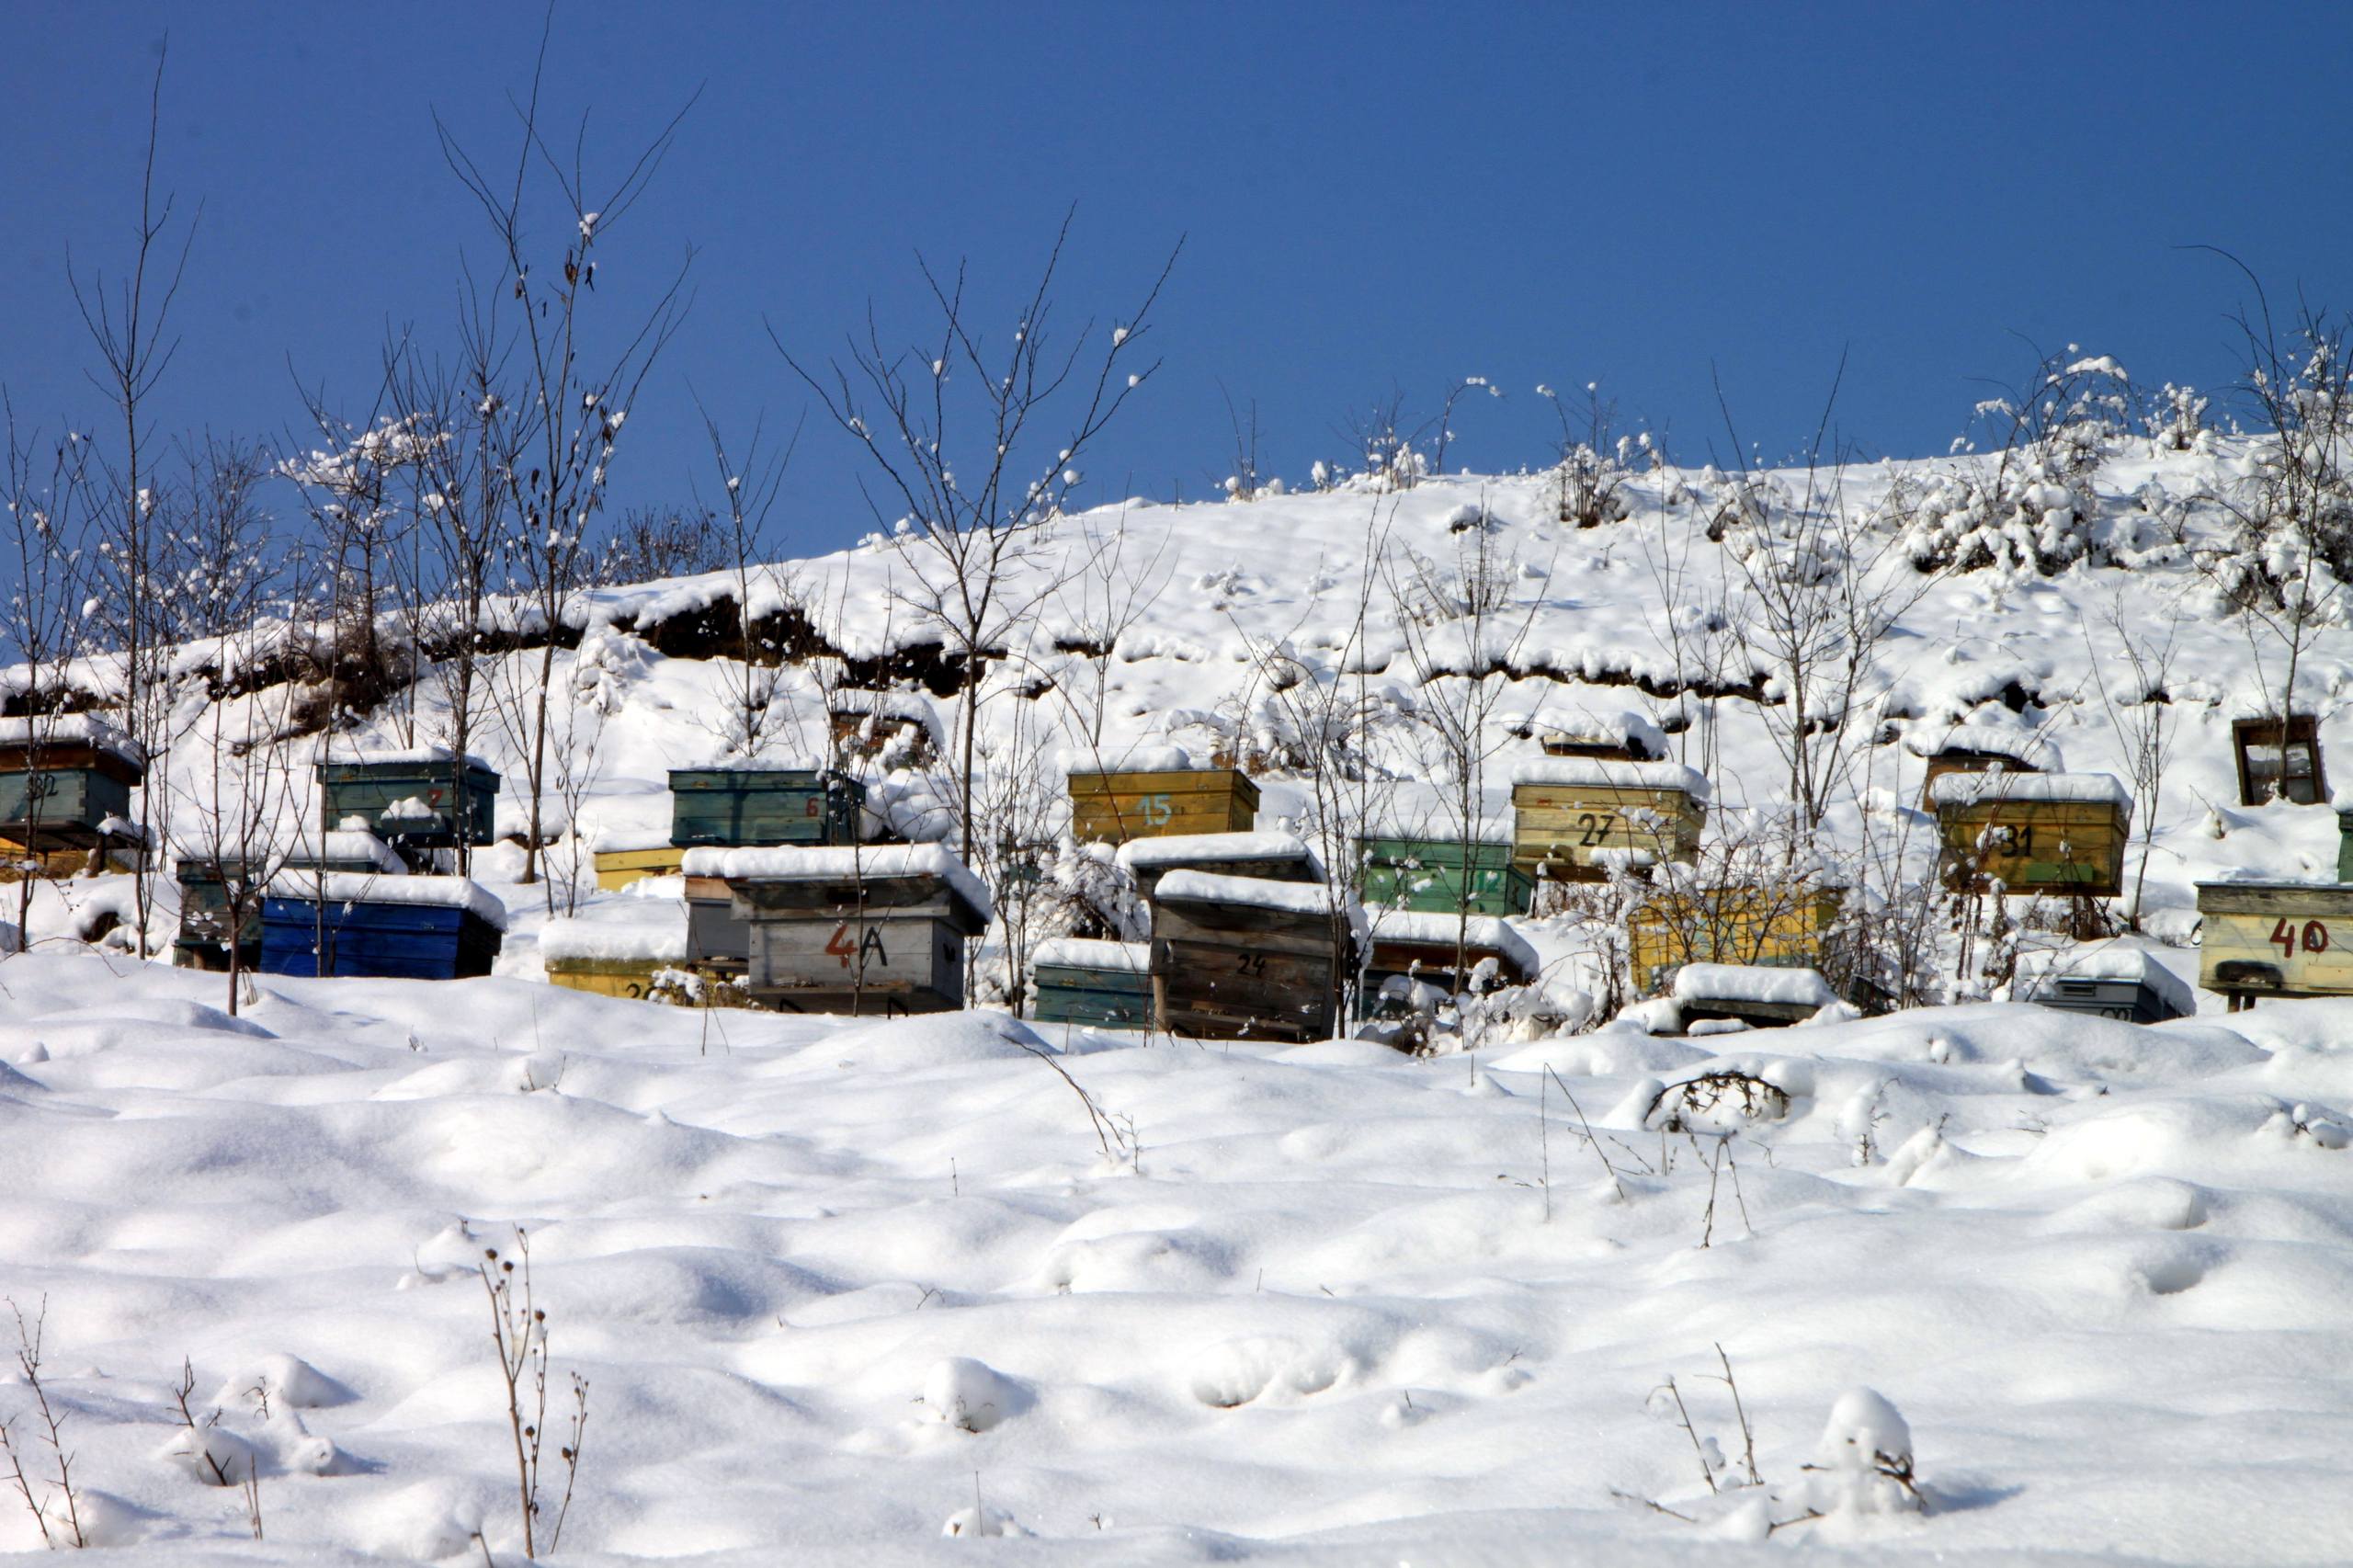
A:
[2, 952, 2348, 1564]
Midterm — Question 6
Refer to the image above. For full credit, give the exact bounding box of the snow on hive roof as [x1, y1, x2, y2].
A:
[540, 901, 690, 964]
[1365, 910, 1540, 971]
[1117, 831, 1313, 869]
[678, 843, 992, 921]
[320, 743, 495, 772]
[585, 819, 676, 854]
[2014, 942, 2195, 1017]
[830, 688, 940, 722]
[1509, 757, 1711, 801]
[1030, 937, 1151, 974]
[1539, 706, 1668, 756]
[1904, 722, 2062, 769]
[1057, 744, 1196, 776]
[1926, 770, 2129, 810]
[1154, 869, 1352, 917]
[266, 871, 507, 930]
[1671, 963, 1836, 1008]
[0, 713, 145, 767]
[184, 828, 405, 873]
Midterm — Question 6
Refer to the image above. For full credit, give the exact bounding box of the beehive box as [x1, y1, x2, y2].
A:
[668, 767, 864, 848]
[1358, 835, 1533, 917]
[259, 872, 505, 980]
[1117, 831, 1319, 902]
[1671, 962, 1836, 1029]
[2015, 943, 2193, 1024]
[2196, 881, 2353, 1006]
[1361, 909, 1539, 1005]
[175, 830, 404, 971]
[0, 715, 146, 850]
[1150, 869, 1352, 1042]
[1509, 759, 1708, 882]
[540, 901, 755, 1007]
[1930, 771, 2130, 898]
[594, 845, 688, 892]
[681, 874, 751, 973]
[1628, 882, 1846, 996]
[1905, 722, 2059, 810]
[1069, 765, 1258, 845]
[695, 844, 991, 1016]
[1029, 937, 1154, 1030]
[317, 749, 499, 850]
[1535, 706, 1668, 762]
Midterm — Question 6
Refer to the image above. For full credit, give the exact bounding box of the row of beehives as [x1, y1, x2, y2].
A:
[170, 749, 510, 980]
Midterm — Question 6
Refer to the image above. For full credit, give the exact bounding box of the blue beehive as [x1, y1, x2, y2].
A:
[260, 873, 505, 980]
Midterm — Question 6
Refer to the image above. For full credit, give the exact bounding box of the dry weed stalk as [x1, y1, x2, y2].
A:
[1, 1295, 84, 1548]
[481, 1230, 590, 1558]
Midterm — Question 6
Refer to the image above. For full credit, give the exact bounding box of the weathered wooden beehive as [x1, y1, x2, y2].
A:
[1930, 771, 2130, 899]
[2196, 881, 2353, 1008]
[317, 748, 499, 852]
[0, 715, 147, 852]
[1671, 962, 1836, 1030]
[1068, 763, 1258, 845]
[1358, 835, 1533, 917]
[540, 899, 755, 1006]
[1029, 937, 1154, 1030]
[1116, 831, 1319, 903]
[175, 829, 404, 971]
[1628, 882, 1847, 996]
[1906, 722, 2060, 811]
[1535, 707, 1668, 762]
[259, 872, 505, 980]
[1509, 758, 1709, 883]
[828, 690, 944, 770]
[2338, 807, 2353, 884]
[669, 766, 864, 848]
[696, 844, 991, 1016]
[2232, 714, 2327, 806]
[1150, 869, 1353, 1042]
[2015, 943, 2193, 1024]
[1361, 909, 1538, 1004]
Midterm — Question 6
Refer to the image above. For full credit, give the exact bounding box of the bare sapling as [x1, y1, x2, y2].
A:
[1, 1295, 85, 1548]
[480, 1230, 589, 1558]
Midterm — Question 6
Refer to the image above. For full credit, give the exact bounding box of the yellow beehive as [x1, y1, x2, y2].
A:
[1929, 771, 2130, 900]
[593, 845, 687, 892]
[1068, 767, 1258, 845]
[543, 958, 757, 1007]
[2196, 881, 2353, 1007]
[1629, 882, 1846, 995]
[1509, 759, 1708, 883]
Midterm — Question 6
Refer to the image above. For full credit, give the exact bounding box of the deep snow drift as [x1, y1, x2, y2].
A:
[0, 954, 2348, 1563]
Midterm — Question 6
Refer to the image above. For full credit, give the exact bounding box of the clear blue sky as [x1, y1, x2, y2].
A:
[3, 2, 2347, 555]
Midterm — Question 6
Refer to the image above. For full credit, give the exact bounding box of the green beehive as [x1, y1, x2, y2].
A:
[1358, 835, 1534, 917]
[0, 717, 146, 851]
[668, 767, 863, 849]
[317, 750, 500, 850]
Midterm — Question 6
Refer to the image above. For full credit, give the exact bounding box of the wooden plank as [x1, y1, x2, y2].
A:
[2198, 883, 2353, 998]
[1510, 782, 1704, 880]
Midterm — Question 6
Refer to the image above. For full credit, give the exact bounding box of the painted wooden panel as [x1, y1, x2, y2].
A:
[668, 769, 862, 848]
[1358, 835, 1533, 916]
[2198, 881, 2353, 1000]
[317, 761, 499, 848]
[1629, 885, 1845, 995]
[1510, 782, 1705, 882]
[258, 897, 502, 980]
[594, 846, 687, 892]
[1069, 769, 1258, 845]
[1937, 800, 2127, 898]
[0, 767, 131, 846]
[1032, 962, 1154, 1029]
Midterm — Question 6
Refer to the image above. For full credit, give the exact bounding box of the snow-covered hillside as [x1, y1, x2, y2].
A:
[6, 428, 2353, 1563]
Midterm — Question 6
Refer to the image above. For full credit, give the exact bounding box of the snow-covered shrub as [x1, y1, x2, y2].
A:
[1899, 347, 2133, 576]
